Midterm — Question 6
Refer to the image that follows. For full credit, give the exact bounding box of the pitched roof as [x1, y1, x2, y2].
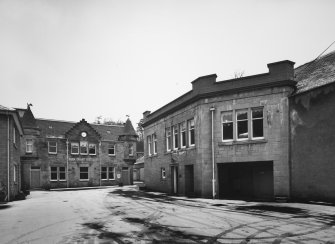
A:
[295, 50, 335, 94]
[120, 118, 137, 136]
[21, 107, 38, 129]
[0, 105, 15, 111]
[36, 118, 125, 141]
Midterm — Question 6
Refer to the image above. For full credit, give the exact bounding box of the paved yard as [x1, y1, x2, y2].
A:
[1, 186, 335, 244]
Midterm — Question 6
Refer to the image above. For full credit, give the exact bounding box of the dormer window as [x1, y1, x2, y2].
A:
[89, 144, 96, 155]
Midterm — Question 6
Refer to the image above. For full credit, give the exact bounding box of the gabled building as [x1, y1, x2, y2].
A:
[290, 50, 335, 202]
[142, 60, 296, 200]
[19, 107, 137, 189]
[0, 105, 23, 201]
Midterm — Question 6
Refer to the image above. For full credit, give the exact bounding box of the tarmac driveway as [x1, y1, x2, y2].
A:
[1, 186, 335, 243]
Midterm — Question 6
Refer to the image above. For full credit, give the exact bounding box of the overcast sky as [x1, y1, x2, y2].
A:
[1, 0, 334, 126]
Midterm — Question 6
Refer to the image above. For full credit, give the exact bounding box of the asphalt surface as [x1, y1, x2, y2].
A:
[1, 186, 335, 244]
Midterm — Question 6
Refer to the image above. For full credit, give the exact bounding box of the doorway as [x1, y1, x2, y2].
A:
[30, 167, 41, 189]
[184, 165, 194, 196]
[218, 161, 274, 200]
[171, 165, 178, 195]
[121, 167, 129, 185]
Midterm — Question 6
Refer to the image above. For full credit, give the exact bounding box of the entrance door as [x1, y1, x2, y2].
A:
[121, 167, 129, 185]
[171, 166, 178, 195]
[30, 167, 41, 189]
[185, 165, 194, 196]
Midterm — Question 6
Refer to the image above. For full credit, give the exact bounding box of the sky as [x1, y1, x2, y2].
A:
[1, 0, 335, 126]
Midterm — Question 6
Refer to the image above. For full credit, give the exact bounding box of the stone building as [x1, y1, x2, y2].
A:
[290, 51, 335, 202]
[19, 107, 137, 190]
[0, 105, 23, 201]
[143, 60, 296, 200]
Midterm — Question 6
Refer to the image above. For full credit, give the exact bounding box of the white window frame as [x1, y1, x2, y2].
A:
[153, 134, 157, 154]
[236, 110, 249, 141]
[166, 128, 171, 152]
[79, 167, 89, 181]
[59, 167, 66, 181]
[108, 144, 116, 155]
[50, 166, 58, 181]
[80, 141, 88, 155]
[129, 144, 134, 156]
[88, 143, 96, 155]
[221, 111, 234, 142]
[180, 122, 186, 148]
[13, 127, 16, 145]
[251, 107, 264, 139]
[48, 141, 57, 154]
[147, 135, 152, 156]
[188, 119, 195, 147]
[108, 167, 115, 180]
[26, 139, 33, 153]
[173, 125, 179, 150]
[71, 142, 79, 155]
[50, 166, 66, 181]
[161, 167, 166, 179]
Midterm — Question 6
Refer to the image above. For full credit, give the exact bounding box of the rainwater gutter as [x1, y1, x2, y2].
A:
[210, 106, 216, 199]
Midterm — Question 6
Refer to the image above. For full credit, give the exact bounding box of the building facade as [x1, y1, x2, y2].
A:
[19, 107, 137, 190]
[143, 61, 296, 200]
[290, 51, 335, 202]
[0, 105, 23, 201]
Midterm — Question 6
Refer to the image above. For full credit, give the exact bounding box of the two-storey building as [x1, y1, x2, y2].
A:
[143, 60, 296, 200]
[19, 106, 137, 190]
[0, 105, 23, 201]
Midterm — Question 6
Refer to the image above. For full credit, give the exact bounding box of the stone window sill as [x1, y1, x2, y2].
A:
[218, 139, 267, 146]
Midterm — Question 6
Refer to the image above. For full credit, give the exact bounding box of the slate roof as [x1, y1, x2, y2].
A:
[36, 118, 126, 141]
[21, 107, 38, 129]
[0, 105, 15, 111]
[295, 50, 335, 94]
[120, 118, 137, 136]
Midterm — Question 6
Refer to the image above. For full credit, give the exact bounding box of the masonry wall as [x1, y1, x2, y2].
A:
[144, 103, 201, 196]
[202, 86, 293, 198]
[0, 115, 21, 201]
[290, 85, 335, 202]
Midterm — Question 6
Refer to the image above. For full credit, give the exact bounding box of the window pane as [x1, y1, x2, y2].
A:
[101, 167, 107, 179]
[89, 144, 96, 155]
[237, 120, 248, 139]
[108, 144, 115, 155]
[253, 119, 264, 138]
[190, 130, 195, 145]
[252, 108, 263, 119]
[109, 167, 115, 179]
[237, 111, 248, 120]
[51, 167, 57, 180]
[222, 122, 233, 140]
[80, 167, 88, 180]
[166, 128, 171, 151]
[71, 143, 79, 154]
[49, 141, 57, 153]
[222, 112, 232, 122]
[59, 172, 66, 180]
[80, 141, 88, 154]
[188, 119, 195, 146]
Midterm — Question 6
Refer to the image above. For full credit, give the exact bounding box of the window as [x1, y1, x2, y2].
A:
[108, 144, 115, 155]
[59, 167, 66, 180]
[13, 127, 16, 145]
[14, 165, 17, 182]
[161, 167, 166, 179]
[71, 142, 79, 155]
[222, 111, 233, 141]
[252, 108, 264, 138]
[48, 141, 57, 154]
[152, 134, 157, 154]
[129, 144, 134, 156]
[89, 144, 96, 155]
[173, 126, 179, 150]
[26, 139, 33, 153]
[50, 167, 66, 181]
[80, 167, 89, 180]
[166, 128, 171, 151]
[80, 141, 88, 155]
[101, 167, 107, 180]
[188, 119, 195, 146]
[147, 135, 152, 155]
[108, 167, 115, 180]
[180, 122, 186, 148]
[236, 110, 248, 140]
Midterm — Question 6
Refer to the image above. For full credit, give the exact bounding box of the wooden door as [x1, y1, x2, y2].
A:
[30, 169, 41, 189]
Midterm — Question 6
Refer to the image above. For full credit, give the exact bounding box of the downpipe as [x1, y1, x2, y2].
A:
[210, 106, 216, 199]
[7, 113, 10, 201]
